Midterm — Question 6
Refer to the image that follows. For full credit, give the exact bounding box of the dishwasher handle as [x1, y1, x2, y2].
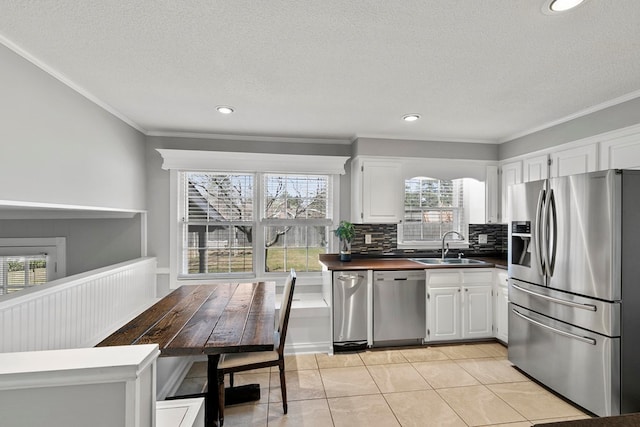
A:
[337, 274, 365, 281]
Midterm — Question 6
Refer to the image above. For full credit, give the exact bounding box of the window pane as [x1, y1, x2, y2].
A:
[184, 225, 253, 274]
[0, 255, 48, 294]
[181, 172, 255, 276]
[403, 177, 465, 242]
[186, 173, 253, 222]
[264, 225, 327, 272]
[264, 175, 329, 219]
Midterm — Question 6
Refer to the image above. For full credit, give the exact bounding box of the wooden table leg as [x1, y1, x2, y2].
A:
[206, 354, 220, 427]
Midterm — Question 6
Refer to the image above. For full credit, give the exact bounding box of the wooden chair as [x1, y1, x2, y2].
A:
[216, 269, 296, 426]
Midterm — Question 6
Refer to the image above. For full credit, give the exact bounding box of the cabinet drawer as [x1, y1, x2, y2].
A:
[426, 271, 460, 285]
[461, 270, 493, 284]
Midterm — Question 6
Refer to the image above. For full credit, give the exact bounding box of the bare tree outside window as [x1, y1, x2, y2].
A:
[263, 175, 330, 272]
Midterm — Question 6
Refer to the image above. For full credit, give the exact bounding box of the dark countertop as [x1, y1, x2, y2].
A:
[319, 254, 507, 271]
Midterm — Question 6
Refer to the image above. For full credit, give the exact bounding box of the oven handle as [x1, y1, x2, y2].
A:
[512, 283, 597, 311]
[512, 308, 596, 345]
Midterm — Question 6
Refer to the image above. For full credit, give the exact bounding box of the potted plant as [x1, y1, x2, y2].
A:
[333, 220, 356, 261]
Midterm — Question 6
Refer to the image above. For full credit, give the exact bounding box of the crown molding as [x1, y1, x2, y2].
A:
[147, 130, 354, 145]
[499, 89, 640, 143]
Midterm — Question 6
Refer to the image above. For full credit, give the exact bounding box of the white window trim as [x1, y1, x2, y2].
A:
[397, 177, 472, 250]
[165, 149, 350, 289]
[157, 149, 350, 175]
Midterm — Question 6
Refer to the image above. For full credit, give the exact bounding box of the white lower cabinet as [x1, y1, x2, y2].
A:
[426, 269, 493, 342]
[428, 286, 461, 340]
[494, 269, 509, 343]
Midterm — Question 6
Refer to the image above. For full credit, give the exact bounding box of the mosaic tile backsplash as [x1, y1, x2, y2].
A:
[349, 223, 507, 257]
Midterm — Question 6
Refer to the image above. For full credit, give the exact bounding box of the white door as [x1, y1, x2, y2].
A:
[427, 286, 461, 341]
[462, 285, 493, 339]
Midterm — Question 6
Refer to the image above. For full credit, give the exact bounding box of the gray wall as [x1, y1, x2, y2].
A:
[0, 43, 147, 276]
[354, 137, 499, 160]
[0, 216, 142, 275]
[0, 44, 147, 211]
[499, 97, 640, 160]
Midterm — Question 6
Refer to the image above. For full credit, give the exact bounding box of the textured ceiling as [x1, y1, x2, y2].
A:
[1, 0, 640, 143]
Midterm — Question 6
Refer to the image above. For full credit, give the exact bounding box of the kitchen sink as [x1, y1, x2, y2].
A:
[410, 258, 489, 265]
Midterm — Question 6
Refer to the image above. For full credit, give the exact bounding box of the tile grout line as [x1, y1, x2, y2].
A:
[314, 353, 335, 427]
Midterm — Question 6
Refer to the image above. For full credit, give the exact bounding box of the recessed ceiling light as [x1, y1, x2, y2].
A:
[545, 0, 586, 13]
[216, 106, 235, 114]
[403, 114, 421, 122]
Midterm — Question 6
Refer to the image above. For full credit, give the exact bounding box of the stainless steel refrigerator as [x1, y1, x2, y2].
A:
[507, 169, 640, 417]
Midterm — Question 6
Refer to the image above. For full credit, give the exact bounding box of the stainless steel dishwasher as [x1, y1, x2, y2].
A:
[373, 270, 426, 346]
[332, 271, 368, 351]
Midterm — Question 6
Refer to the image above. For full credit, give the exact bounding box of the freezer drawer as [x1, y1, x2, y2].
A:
[373, 271, 425, 344]
[509, 279, 620, 337]
[509, 303, 620, 416]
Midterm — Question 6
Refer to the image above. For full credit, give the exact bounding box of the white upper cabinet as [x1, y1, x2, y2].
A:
[500, 161, 522, 223]
[485, 165, 499, 224]
[351, 158, 402, 223]
[599, 132, 640, 170]
[549, 144, 597, 178]
[522, 154, 549, 182]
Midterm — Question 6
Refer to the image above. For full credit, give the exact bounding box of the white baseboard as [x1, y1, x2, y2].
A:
[284, 341, 330, 355]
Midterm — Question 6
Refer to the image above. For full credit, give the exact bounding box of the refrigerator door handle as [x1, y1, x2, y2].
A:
[548, 189, 558, 276]
[535, 188, 547, 276]
[512, 283, 597, 311]
[512, 308, 596, 345]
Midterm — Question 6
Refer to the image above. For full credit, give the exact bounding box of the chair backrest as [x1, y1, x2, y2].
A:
[276, 269, 296, 355]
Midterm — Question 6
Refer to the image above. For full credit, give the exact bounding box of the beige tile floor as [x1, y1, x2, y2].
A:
[175, 342, 591, 427]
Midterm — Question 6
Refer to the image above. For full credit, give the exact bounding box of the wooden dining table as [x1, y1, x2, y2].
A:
[97, 281, 276, 427]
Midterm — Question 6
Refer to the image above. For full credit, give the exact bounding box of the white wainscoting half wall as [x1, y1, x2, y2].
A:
[0, 257, 157, 353]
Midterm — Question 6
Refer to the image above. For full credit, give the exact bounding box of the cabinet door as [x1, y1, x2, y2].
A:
[462, 285, 493, 339]
[485, 165, 499, 224]
[495, 285, 509, 343]
[550, 144, 597, 178]
[427, 286, 461, 341]
[523, 154, 549, 182]
[353, 160, 402, 223]
[500, 161, 522, 223]
[599, 132, 640, 170]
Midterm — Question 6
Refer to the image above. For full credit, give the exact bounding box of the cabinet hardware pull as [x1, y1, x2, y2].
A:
[512, 284, 596, 311]
[512, 308, 596, 345]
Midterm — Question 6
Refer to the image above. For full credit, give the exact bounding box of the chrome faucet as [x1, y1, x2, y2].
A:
[441, 231, 465, 259]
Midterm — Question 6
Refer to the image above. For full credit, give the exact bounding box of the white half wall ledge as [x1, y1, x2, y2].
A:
[156, 149, 350, 175]
[0, 344, 160, 389]
[0, 199, 146, 219]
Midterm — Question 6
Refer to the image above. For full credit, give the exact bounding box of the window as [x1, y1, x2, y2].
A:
[0, 254, 48, 295]
[179, 172, 332, 278]
[0, 238, 66, 296]
[263, 174, 331, 273]
[401, 177, 466, 244]
[181, 172, 254, 276]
